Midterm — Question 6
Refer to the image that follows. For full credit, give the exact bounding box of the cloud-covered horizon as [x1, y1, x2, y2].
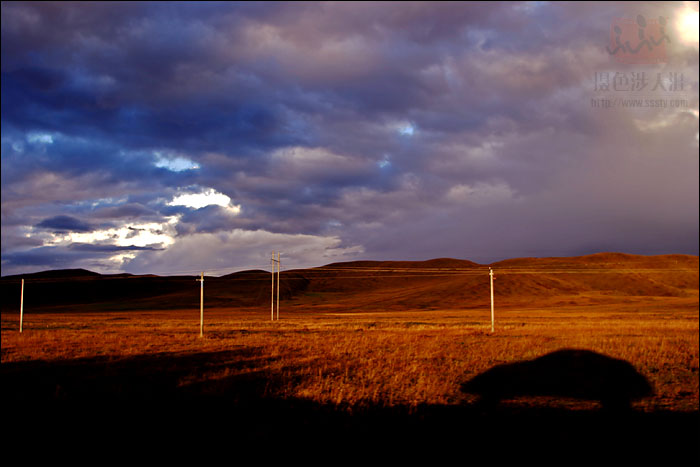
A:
[2, 1, 698, 276]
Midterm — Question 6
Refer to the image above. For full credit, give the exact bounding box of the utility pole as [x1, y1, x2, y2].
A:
[271, 252, 281, 321]
[489, 268, 495, 333]
[197, 272, 204, 337]
[19, 279, 24, 333]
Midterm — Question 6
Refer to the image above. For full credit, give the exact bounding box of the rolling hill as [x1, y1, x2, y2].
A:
[1, 253, 697, 313]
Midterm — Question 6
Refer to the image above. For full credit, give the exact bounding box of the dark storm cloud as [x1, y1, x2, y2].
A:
[1, 1, 315, 156]
[36, 215, 94, 233]
[1, 1, 698, 275]
[2, 243, 161, 272]
[67, 243, 162, 253]
[2, 246, 81, 268]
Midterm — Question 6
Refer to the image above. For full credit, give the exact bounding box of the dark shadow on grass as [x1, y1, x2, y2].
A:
[1, 348, 697, 464]
[460, 348, 654, 411]
[1, 347, 278, 402]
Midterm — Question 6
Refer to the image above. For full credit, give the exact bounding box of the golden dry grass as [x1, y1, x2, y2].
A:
[2, 295, 697, 413]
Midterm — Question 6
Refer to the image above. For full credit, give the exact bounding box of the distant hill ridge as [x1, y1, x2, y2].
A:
[2, 253, 697, 280]
[491, 252, 698, 268]
[320, 258, 481, 270]
[1, 253, 696, 313]
[3, 268, 102, 280]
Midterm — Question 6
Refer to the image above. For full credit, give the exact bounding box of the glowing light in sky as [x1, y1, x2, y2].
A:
[676, 4, 699, 45]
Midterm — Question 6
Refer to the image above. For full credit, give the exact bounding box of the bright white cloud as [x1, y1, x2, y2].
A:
[42, 217, 178, 248]
[168, 188, 241, 214]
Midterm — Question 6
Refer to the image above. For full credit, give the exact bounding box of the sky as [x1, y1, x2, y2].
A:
[1, 1, 698, 276]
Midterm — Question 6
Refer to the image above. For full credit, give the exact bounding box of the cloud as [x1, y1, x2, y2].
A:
[2, 243, 157, 272]
[123, 229, 364, 275]
[1, 2, 698, 276]
[36, 215, 94, 233]
[168, 187, 240, 212]
[445, 181, 519, 206]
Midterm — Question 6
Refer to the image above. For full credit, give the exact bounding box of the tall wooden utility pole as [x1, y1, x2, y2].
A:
[19, 279, 24, 333]
[271, 251, 281, 321]
[489, 268, 495, 333]
[198, 272, 204, 337]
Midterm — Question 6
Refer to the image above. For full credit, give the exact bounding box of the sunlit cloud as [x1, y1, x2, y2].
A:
[122, 228, 365, 275]
[168, 188, 241, 214]
[42, 218, 178, 249]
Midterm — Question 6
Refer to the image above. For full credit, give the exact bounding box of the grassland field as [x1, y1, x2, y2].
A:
[1, 256, 698, 464]
[3, 298, 698, 413]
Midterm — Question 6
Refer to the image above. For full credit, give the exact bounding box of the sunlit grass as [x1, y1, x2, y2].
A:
[2, 300, 698, 412]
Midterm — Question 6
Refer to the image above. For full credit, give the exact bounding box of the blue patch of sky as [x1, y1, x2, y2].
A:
[398, 124, 415, 136]
[153, 152, 200, 172]
[378, 154, 391, 168]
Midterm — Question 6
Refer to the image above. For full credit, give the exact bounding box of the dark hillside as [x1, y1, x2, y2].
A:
[1, 253, 697, 313]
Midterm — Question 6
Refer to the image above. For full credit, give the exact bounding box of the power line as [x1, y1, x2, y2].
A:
[3, 267, 696, 284]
